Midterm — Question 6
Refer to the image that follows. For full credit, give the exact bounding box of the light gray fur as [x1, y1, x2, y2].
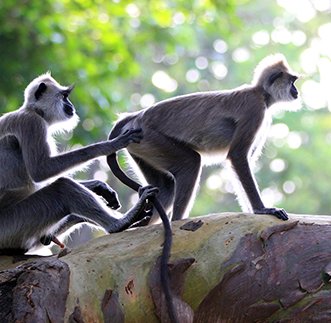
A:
[110, 54, 299, 222]
[0, 73, 154, 252]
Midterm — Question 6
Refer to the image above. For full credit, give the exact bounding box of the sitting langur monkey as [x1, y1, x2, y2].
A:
[107, 54, 299, 222]
[0, 73, 157, 254]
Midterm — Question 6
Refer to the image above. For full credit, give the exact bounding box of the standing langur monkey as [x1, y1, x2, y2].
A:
[0, 73, 158, 254]
[107, 54, 299, 223]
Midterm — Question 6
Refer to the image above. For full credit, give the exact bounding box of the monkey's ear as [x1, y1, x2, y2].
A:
[268, 71, 283, 86]
[34, 82, 47, 100]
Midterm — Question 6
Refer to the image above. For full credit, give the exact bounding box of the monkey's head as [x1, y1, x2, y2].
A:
[253, 54, 299, 107]
[22, 73, 79, 130]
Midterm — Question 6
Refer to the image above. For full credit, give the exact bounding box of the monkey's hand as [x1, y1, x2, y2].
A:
[81, 180, 121, 209]
[111, 128, 143, 151]
[89, 180, 121, 210]
[254, 207, 288, 221]
[138, 185, 159, 201]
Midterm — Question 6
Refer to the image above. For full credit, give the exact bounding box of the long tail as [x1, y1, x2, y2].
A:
[107, 152, 140, 191]
[107, 131, 178, 323]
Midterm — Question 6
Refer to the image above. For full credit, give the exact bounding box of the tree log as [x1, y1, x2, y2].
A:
[1, 213, 331, 322]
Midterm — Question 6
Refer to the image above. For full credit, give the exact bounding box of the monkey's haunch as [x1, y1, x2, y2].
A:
[106, 152, 178, 323]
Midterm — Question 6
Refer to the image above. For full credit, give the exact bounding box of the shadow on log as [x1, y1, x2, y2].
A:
[0, 213, 331, 322]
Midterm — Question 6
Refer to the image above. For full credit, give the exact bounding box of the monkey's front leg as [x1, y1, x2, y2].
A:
[229, 155, 288, 221]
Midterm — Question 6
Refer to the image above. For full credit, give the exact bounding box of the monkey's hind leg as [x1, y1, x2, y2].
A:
[0, 178, 109, 250]
[169, 148, 201, 221]
[0, 177, 151, 250]
[131, 133, 202, 221]
[131, 154, 175, 222]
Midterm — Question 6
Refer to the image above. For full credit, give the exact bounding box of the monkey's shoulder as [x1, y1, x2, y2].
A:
[4, 111, 47, 140]
[2, 109, 45, 127]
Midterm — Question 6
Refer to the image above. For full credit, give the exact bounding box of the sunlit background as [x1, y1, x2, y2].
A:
[1, 0, 331, 247]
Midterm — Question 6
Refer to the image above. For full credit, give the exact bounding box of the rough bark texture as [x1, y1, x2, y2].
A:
[0, 258, 69, 323]
[0, 213, 331, 322]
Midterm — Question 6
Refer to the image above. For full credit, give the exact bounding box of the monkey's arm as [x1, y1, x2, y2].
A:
[228, 120, 288, 221]
[18, 116, 142, 182]
[229, 153, 288, 220]
[79, 180, 121, 209]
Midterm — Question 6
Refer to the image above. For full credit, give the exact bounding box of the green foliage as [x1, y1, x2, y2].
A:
[1, 0, 331, 216]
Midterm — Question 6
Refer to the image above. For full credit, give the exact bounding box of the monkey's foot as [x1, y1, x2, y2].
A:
[254, 207, 288, 221]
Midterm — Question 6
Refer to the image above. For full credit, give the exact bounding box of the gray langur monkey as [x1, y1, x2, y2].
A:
[107, 54, 299, 223]
[0, 73, 157, 255]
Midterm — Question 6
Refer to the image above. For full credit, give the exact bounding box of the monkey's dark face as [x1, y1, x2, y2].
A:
[61, 86, 75, 118]
[289, 75, 298, 99]
[267, 71, 299, 104]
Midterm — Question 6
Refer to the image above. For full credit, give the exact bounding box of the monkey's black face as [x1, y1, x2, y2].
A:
[61, 87, 75, 117]
[63, 97, 75, 117]
[290, 76, 298, 99]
